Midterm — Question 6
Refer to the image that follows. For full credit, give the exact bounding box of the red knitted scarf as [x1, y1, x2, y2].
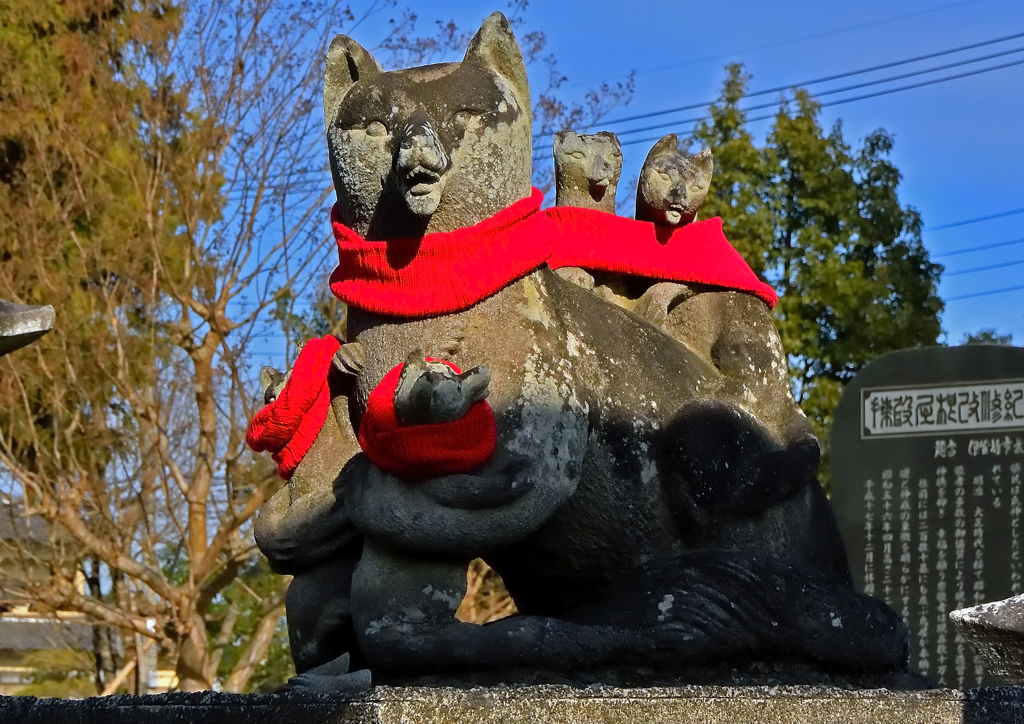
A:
[245, 335, 341, 480]
[329, 188, 777, 315]
[330, 189, 554, 317]
[254, 197, 778, 481]
[357, 359, 497, 481]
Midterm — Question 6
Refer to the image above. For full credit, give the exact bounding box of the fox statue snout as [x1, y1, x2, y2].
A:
[395, 111, 450, 217]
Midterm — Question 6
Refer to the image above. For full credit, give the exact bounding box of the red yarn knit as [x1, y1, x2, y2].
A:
[245, 335, 341, 480]
[357, 359, 498, 481]
[330, 188, 554, 317]
[329, 188, 777, 316]
[545, 207, 778, 308]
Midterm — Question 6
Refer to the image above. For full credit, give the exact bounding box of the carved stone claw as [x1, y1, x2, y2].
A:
[281, 652, 372, 695]
[393, 348, 491, 425]
[554, 266, 595, 291]
[260, 366, 290, 404]
[333, 341, 367, 376]
[633, 282, 695, 328]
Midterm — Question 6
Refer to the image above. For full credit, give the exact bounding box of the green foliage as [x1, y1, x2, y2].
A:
[961, 328, 1014, 346]
[207, 557, 292, 692]
[244, 615, 294, 694]
[695, 65, 944, 487]
[0, 0, 188, 481]
[14, 648, 98, 699]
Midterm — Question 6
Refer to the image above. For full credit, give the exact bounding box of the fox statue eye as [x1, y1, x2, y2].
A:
[570, 150, 586, 160]
[451, 109, 476, 126]
[690, 184, 703, 193]
[366, 120, 388, 137]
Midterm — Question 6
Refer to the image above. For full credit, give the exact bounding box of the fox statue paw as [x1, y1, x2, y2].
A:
[392, 349, 490, 426]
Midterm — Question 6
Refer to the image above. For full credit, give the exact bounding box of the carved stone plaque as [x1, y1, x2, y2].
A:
[831, 345, 1024, 687]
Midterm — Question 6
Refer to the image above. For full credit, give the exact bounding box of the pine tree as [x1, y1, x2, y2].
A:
[695, 65, 943, 487]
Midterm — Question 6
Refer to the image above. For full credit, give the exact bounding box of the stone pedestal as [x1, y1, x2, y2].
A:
[2, 685, 1022, 724]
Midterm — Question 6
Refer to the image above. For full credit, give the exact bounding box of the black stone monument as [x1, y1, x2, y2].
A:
[832, 344, 1024, 687]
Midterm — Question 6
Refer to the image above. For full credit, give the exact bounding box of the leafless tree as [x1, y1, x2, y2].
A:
[0, 0, 634, 692]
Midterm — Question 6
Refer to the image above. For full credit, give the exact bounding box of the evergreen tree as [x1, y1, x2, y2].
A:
[695, 65, 943, 485]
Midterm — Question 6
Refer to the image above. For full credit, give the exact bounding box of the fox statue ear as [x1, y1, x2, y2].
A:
[641, 134, 678, 170]
[652, 134, 679, 156]
[694, 148, 714, 176]
[324, 35, 382, 132]
[463, 12, 530, 116]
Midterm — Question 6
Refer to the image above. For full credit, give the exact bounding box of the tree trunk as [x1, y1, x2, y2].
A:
[174, 616, 212, 691]
[222, 604, 285, 693]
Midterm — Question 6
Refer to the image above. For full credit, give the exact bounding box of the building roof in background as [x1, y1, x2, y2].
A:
[0, 617, 92, 651]
[0, 496, 50, 543]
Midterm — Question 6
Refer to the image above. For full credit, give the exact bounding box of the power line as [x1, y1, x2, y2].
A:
[926, 208, 1024, 231]
[581, 30, 1024, 132]
[223, 40, 1024, 187]
[945, 285, 1024, 301]
[595, 45, 1022, 142]
[233, 34, 1024, 184]
[560, 0, 984, 91]
[603, 58, 1024, 152]
[945, 260, 1024, 276]
[933, 238, 1024, 258]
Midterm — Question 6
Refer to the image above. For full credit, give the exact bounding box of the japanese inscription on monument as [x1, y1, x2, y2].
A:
[831, 345, 1024, 687]
[861, 380, 1024, 438]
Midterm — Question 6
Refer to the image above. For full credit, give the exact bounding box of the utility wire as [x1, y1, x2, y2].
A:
[596, 45, 1022, 141]
[945, 285, 1024, 301]
[589, 43, 1019, 144]
[560, 0, 984, 91]
[234, 37, 1024, 184]
[565, 56, 1024, 149]
[933, 238, 1024, 257]
[230, 51, 1024, 187]
[602, 58, 1024, 152]
[585, 31, 1024, 130]
[217, 53, 1024, 189]
[926, 208, 1024, 231]
[945, 260, 1024, 276]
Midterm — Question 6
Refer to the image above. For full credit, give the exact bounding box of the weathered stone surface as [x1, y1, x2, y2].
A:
[553, 130, 622, 213]
[3, 685, 1023, 724]
[0, 298, 54, 357]
[635, 134, 712, 226]
[952, 595, 1024, 685]
[250, 10, 910, 686]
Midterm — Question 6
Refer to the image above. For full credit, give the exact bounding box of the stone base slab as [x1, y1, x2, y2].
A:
[2, 684, 1022, 723]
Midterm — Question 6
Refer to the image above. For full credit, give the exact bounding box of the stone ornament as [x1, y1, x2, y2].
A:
[248, 11, 910, 691]
[951, 595, 1024, 684]
[0, 298, 54, 358]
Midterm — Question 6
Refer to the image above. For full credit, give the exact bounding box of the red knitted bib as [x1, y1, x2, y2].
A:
[357, 359, 497, 481]
[246, 335, 341, 480]
[254, 198, 778, 481]
[329, 189, 777, 316]
[330, 189, 554, 317]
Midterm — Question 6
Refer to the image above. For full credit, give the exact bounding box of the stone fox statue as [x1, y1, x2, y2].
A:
[636, 134, 713, 227]
[251, 11, 908, 684]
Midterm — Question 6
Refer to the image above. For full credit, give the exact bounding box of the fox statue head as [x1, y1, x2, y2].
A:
[324, 12, 532, 239]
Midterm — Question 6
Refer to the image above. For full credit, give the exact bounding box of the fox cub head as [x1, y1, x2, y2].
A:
[324, 12, 532, 239]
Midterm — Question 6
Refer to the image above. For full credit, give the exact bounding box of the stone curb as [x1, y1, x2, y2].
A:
[2, 685, 1022, 724]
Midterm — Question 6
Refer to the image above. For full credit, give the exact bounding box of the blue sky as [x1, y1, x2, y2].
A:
[347, 0, 1024, 346]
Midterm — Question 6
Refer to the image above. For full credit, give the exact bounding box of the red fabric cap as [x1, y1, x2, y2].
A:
[357, 359, 498, 481]
[544, 207, 778, 308]
[246, 335, 342, 480]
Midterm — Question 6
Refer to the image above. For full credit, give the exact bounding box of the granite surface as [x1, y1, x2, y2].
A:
[951, 596, 1024, 685]
[2, 684, 1022, 724]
